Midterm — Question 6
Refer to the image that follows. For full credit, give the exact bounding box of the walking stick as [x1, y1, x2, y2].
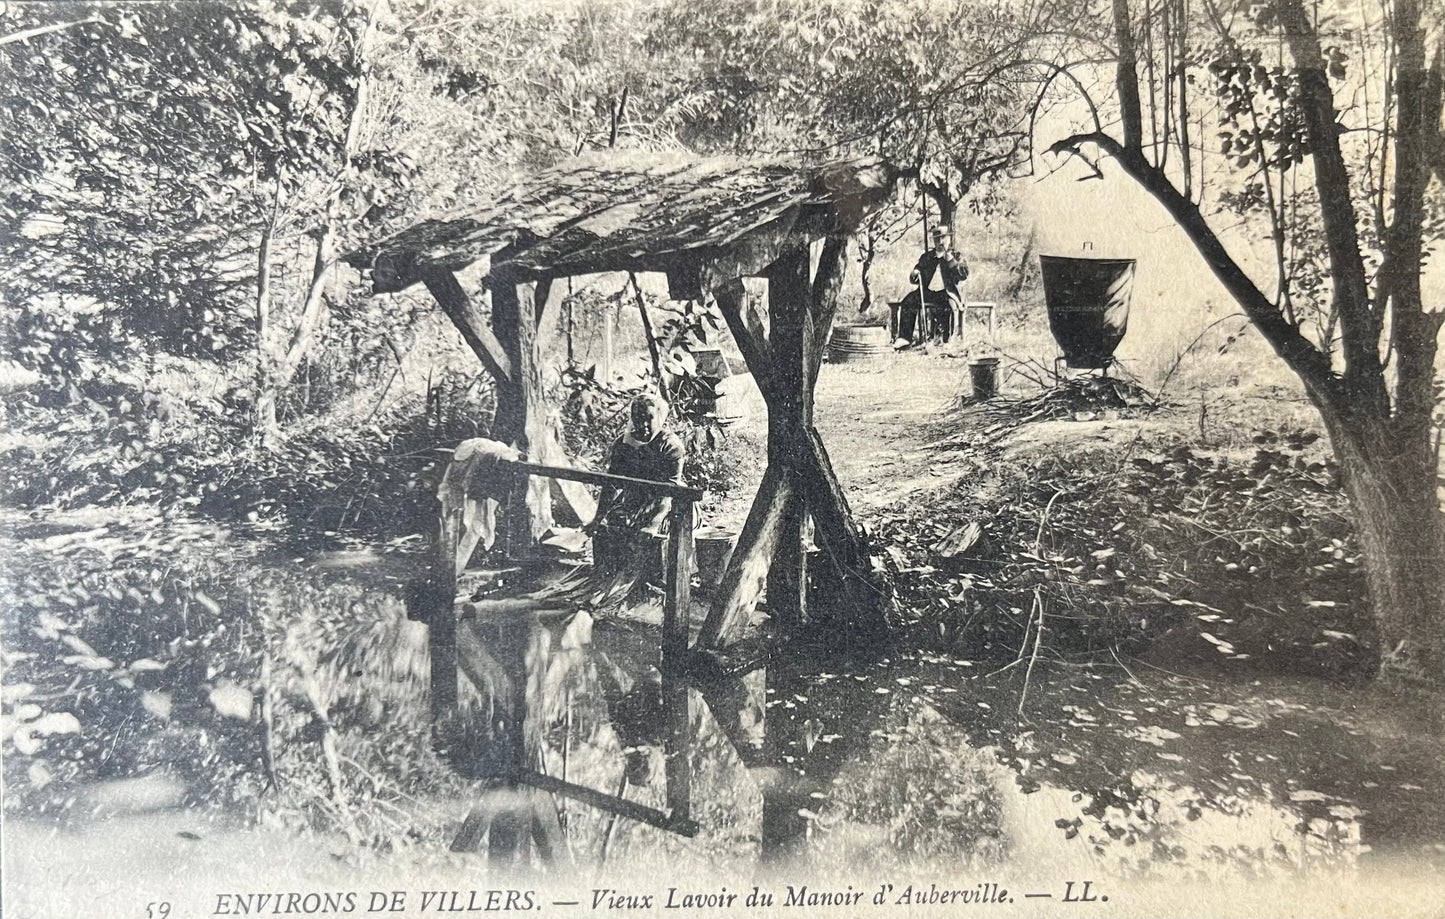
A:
[917, 194, 929, 346]
[915, 277, 928, 346]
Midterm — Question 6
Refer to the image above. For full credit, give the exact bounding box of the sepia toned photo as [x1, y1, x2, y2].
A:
[2, 0, 1443, 917]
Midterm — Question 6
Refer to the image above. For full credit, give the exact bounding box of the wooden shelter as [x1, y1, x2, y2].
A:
[344, 152, 898, 648]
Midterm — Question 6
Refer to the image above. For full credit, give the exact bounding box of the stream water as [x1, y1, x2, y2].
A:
[4, 513, 1444, 918]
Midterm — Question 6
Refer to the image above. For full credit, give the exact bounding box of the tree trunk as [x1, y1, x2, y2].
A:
[254, 199, 277, 436]
[1320, 406, 1445, 679]
[1054, 0, 1445, 684]
[1007, 227, 1036, 300]
[935, 196, 958, 243]
[255, 228, 335, 443]
[252, 4, 379, 444]
[919, 182, 960, 243]
[858, 233, 876, 315]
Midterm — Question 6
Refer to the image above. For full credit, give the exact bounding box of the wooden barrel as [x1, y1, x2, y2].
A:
[1039, 256, 1136, 369]
[828, 324, 891, 362]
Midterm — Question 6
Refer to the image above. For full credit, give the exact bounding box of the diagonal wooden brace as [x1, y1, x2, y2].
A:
[422, 268, 513, 385]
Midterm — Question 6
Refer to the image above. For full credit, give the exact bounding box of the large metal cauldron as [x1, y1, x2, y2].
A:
[1039, 255, 1136, 370]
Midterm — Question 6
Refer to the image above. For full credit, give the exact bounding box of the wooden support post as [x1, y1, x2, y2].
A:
[422, 269, 514, 386]
[799, 236, 890, 632]
[450, 807, 489, 853]
[662, 499, 695, 822]
[696, 465, 792, 648]
[529, 790, 571, 866]
[768, 487, 806, 630]
[807, 236, 850, 384]
[516, 773, 701, 837]
[418, 535, 459, 722]
[712, 279, 777, 401]
[500, 464, 527, 563]
[765, 245, 813, 628]
[428, 606, 458, 723]
[663, 500, 695, 663]
[758, 664, 811, 865]
[492, 279, 553, 545]
[487, 806, 528, 865]
[693, 668, 766, 769]
[699, 232, 890, 648]
[662, 679, 692, 824]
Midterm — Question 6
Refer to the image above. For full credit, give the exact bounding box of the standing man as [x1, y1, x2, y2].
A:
[896, 226, 969, 347]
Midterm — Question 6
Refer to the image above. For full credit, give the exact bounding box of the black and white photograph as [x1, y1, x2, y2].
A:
[2, 0, 1443, 916]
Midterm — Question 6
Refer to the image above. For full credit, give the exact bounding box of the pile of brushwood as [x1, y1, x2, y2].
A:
[876, 425, 1373, 681]
[1005, 373, 1157, 419]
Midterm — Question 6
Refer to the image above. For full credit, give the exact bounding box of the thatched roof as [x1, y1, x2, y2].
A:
[344, 152, 895, 292]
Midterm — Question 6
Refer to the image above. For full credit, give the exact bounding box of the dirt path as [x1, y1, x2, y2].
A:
[811, 352, 976, 514]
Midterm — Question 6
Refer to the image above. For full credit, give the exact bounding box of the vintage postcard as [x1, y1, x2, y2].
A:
[2, 0, 1443, 917]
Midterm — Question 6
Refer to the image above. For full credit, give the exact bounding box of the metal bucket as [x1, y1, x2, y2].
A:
[969, 357, 1000, 400]
[1039, 255, 1136, 369]
[694, 526, 737, 586]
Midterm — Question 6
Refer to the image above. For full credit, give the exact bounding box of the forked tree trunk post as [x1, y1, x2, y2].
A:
[696, 232, 889, 650]
[663, 498, 695, 822]
[763, 244, 814, 629]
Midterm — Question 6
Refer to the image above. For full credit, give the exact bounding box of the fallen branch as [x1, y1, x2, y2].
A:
[1017, 588, 1045, 720]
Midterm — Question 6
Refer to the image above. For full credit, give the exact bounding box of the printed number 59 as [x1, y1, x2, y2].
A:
[147, 903, 171, 918]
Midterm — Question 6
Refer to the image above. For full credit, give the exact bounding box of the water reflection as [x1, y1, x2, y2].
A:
[7, 508, 1437, 888]
[487, 609, 1443, 883]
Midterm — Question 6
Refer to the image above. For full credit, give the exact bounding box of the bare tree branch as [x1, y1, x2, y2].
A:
[1047, 131, 1336, 393]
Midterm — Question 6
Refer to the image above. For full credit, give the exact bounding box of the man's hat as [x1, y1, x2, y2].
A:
[930, 226, 947, 239]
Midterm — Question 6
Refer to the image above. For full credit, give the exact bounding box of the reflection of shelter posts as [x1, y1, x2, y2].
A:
[450, 459, 702, 857]
[415, 437, 520, 722]
[342, 152, 901, 859]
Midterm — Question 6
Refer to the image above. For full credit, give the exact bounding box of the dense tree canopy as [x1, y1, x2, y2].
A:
[651, 0, 1039, 229]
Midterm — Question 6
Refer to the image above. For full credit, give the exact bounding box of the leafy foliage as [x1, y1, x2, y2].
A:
[555, 284, 740, 496]
[879, 410, 1370, 680]
[1, 2, 352, 365]
[650, 0, 1034, 226]
[0, 507, 461, 844]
